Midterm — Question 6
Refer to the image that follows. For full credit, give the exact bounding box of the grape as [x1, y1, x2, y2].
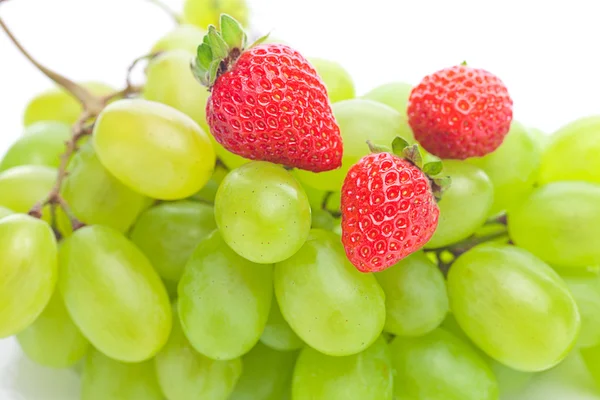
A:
[490, 361, 533, 397]
[0, 121, 71, 171]
[178, 230, 273, 360]
[467, 121, 541, 215]
[215, 161, 311, 264]
[151, 24, 206, 54]
[59, 225, 171, 362]
[581, 344, 600, 387]
[155, 303, 242, 400]
[311, 208, 335, 231]
[81, 349, 163, 400]
[61, 142, 147, 233]
[425, 161, 494, 249]
[561, 272, 600, 348]
[230, 342, 297, 400]
[182, 0, 249, 29]
[260, 295, 304, 351]
[538, 115, 600, 185]
[130, 200, 216, 283]
[528, 126, 548, 149]
[93, 99, 216, 200]
[362, 82, 413, 117]
[190, 166, 227, 203]
[374, 251, 448, 337]
[0, 206, 13, 220]
[295, 99, 414, 191]
[0, 214, 57, 337]
[309, 58, 355, 103]
[508, 181, 600, 268]
[0, 165, 55, 212]
[447, 244, 580, 372]
[17, 291, 89, 368]
[274, 229, 385, 356]
[292, 336, 392, 400]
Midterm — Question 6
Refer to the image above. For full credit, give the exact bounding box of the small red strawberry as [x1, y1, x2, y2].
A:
[341, 138, 449, 272]
[192, 15, 343, 172]
[407, 64, 513, 160]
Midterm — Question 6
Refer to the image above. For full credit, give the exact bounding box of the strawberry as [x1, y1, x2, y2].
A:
[407, 64, 513, 160]
[341, 138, 449, 272]
[192, 15, 343, 172]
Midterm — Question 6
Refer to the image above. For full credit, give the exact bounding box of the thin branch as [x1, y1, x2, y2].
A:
[426, 230, 509, 259]
[146, 0, 182, 24]
[486, 213, 508, 226]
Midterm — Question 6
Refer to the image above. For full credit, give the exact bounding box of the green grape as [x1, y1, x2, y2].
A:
[295, 99, 414, 191]
[391, 328, 498, 400]
[274, 229, 385, 356]
[151, 24, 206, 54]
[155, 303, 242, 400]
[230, 342, 297, 400]
[182, 0, 249, 29]
[561, 272, 600, 348]
[447, 244, 580, 372]
[0, 122, 71, 171]
[17, 291, 89, 368]
[311, 208, 335, 231]
[23, 82, 113, 126]
[93, 99, 215, 200]
[59, 225, 171, 362]
[130, 200, 216, 283]
[467, 121, 541, 215]
[425, 161, 494, 248]
[538, 115, 600, 184]
[215, 161, 311, 264]
[293, 336, 392, 400]
[0, 206, 13, 220]
[581, 343, 600, 387]
[61, 142, 147, 233]
[0, 214, 57, 337]
[374, 251, 448, 337]
[332, 217, 342, 235]
[178, 230, 273, 360]
[490, 361, 533, 397]
[362, 81, 413, 117]
[189, 163, 228, 203]
[528, 126, 548, 149]
[309, 58, 355, 103]
[508, 182, 600, 268]
[81, 349, 163, 400]
[260, 295, 304, 351]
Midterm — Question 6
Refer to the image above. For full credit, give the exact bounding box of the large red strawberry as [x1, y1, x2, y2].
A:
[341, 138, 448, 272]
[192, 15, 343, 172]
[407, 64, 513, 160]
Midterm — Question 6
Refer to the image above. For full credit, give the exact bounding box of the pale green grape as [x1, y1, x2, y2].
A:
[178, 230, 273, 360]
[581, 344, 600, 387]
[59, 225, 171, 362]
[61, 142, 147, 233]
[230, 342, 297, 400]
[391, 328, 498, 400]
[260, 295, 303, 351]
[17, 291, 89, 368]
[528, 126, 548, 149]
[375, 251, 448, 337]
[274, 229, 385, 356]
[538, 115, 600, 184]
[467, 121, 541, 215]
[561, 272, 600, 348]
[362, 82, 413, 117]
[0, 206, 13, 220]
[155, 303, 242, 400]
[292, 336, 392, 400]
[182, 0, 249, 29]
[130, 200, 216, 283]
[490, 361, 533, 397]
[151, 24, 206, 54]
[447, 244, 580, 372]
[215, 161, 311, 264]
[81, 349, 163, 400]
[295, 99, 414, 191]
[309, 58, 355, 103]
[311, 208, 335, 231]
[93, 99, 215, 200]
[508, 182, 600, 268]
[0, 214, 57, 337]
[425, 161, 494, 248]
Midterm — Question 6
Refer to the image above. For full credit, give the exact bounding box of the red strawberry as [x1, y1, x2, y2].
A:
[407, 65, 513, 160]
[192, 15, 343, 172]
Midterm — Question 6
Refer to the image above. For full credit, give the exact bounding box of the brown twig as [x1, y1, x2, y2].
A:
[486, 213, 508, 226]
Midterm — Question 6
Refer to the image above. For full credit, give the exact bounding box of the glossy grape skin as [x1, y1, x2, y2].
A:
[390, 328, 498, 400]
[362, 82, 413, 117]
[0, 215, 57, 338]
[151, 24, 206, 54]
[0, 165, 54, 212]
[230, 342, 297, 400]
[182, 0, 249, 29]
[425, 161, 494, 248]
[296, 99, 414, 191]
[260, 295, 303, 351]
[309, 58, 355, 103]
[155, 303, 242, 400]
[562, 272, 600, 348]
[375, 252, 448, 337]
[447, 244, 580, 372]
[508, 182, 600, 268]
[178, 230, 273, 360]
[274, 229, 385, 356]
[93, 99, 215, 200]
[81, 349, 163, 400]
[17, 291, 89, 368]
[215, 161, 311, 264]
[59, 225, 171, 362]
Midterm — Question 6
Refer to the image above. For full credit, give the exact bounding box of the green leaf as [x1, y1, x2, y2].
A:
[403, 144, 423, 169]
[431, 176, 452, 202]
[392, 136, 410, 156]
[196, 43, 213, 70]
[207, 25, 229, 60]
[220, 14, 246, 49]
[423, 161, 443, 176]
[191, 58, 209, 86]
[249, 32, 271, 48]
[208, 59, 221, 86]
[366, 140, 391, 154]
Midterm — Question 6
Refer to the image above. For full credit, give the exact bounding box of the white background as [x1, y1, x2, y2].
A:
[1, 0, 600, 398]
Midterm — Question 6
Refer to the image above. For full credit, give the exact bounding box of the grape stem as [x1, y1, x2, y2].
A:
[321, 192, 341, 218]
[146, 0, 182, 24]
[486, 213, 507, 226]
